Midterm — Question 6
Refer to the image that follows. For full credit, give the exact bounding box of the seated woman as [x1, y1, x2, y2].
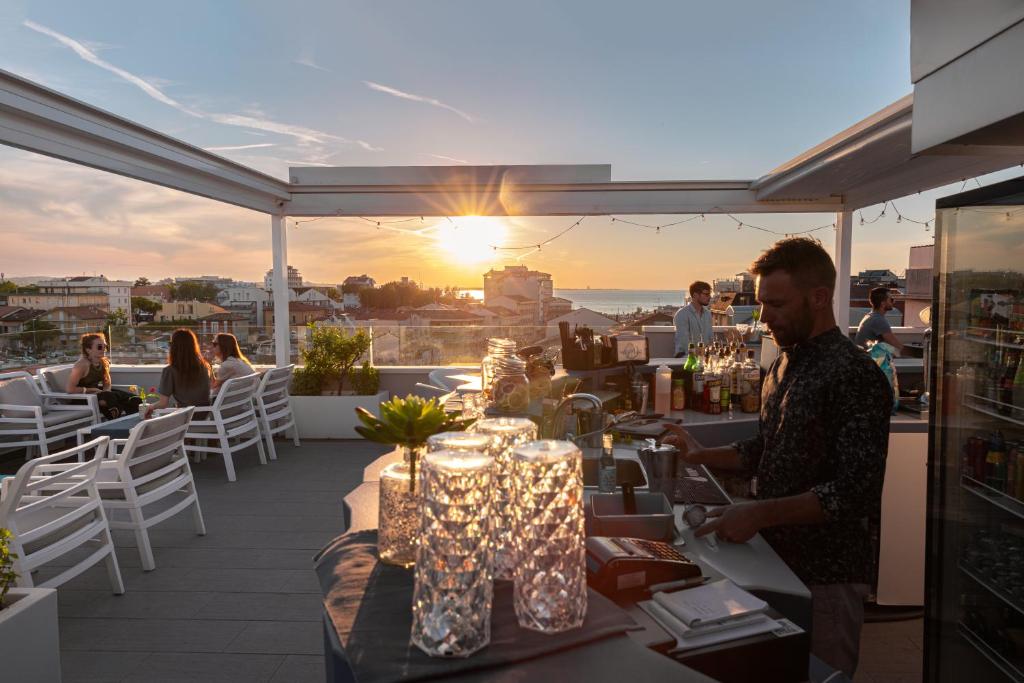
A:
[210, 333, 255, 393]
[143, 328, 212, 418]
[67, 332, 129, 419]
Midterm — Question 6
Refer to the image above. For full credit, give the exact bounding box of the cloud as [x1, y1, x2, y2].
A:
[423, 153, 471, 165]
[364, 81, 474, 123]
[23, 19, 380, 150]
[205, 143, 276, 152]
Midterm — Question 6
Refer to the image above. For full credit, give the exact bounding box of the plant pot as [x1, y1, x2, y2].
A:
[291, 391, 388, 438]
[378, 446, 423, 567]
[0, 587, 61, 682]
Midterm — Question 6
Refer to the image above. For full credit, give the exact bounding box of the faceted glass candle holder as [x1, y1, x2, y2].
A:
[511, 439, 587, 633]
[411, 449, 495, 658]
[378, 447, 423, 568]
[427, 431, 493, 454]
[471, 417, 538, 580]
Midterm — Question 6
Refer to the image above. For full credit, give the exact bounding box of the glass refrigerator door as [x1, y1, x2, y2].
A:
[927, 184, 1024, 683]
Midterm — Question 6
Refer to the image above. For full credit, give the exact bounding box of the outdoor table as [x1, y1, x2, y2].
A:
[76, 413, 142, 445]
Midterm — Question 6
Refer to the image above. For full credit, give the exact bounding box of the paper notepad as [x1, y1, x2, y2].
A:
[652, 579, 768, 628]
[639, 600, 781, 652]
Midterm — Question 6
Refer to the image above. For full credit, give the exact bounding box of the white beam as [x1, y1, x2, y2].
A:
[833, 211, 853, 328]
[285, 181, 843, 217]
[271, 215, 291, 368]
[0, 69, 290, 214]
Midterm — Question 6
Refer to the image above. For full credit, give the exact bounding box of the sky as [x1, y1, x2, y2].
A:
[1, 1, 1020, 289]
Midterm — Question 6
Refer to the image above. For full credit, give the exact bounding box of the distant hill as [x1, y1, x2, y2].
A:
[2, 275, 58, 285]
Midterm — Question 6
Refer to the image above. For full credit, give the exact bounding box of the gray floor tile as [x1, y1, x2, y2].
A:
[270, 655, 325, 682]
[61, 650, 150, 682]
[58, 591, 211, 619]
[194, 592, 323, 621]
[60, 617, 247, 652]
[120, 653, 284, 683]
[225, 620, 323, 655]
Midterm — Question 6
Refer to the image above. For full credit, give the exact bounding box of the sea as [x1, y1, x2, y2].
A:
[458, 288, 685, 315]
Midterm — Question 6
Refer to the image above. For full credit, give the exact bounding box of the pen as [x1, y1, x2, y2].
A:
[648, 575, 709, 593]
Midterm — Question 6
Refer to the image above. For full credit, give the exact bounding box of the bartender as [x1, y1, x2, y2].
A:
[663, 238, 892, 679]
[673, 280, 714, 357]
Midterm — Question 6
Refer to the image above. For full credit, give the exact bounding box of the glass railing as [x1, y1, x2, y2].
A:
[0, 321, 760, 373]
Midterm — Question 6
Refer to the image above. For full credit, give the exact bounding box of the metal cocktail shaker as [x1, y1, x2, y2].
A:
[637, 439, 678, 498]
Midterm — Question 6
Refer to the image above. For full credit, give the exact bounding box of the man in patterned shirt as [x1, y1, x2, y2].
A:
[664, 238, 892, 677]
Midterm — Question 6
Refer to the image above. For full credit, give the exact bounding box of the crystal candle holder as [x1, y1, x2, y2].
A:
[511, 439, 586, 633]
[411, 449, 495, 658]
[378, 447, 422, 568]
[471, 417, 537, 580]
[427, 431, 493, 454]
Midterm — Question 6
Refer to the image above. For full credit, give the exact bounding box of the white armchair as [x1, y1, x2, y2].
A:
[0, 370, 98, 459]
[254, 364, 300, 461]
[184, 374, 267, 482]
[0, 436, 124, 593]
[96, 407, 205, 571]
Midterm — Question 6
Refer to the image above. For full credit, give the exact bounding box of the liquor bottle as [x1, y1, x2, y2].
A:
[730, 351, 743, 409]
[707, 372, 722, 415]
[987, 431, 1007, 490]
[693, 354, 706, 412]
[599, 433, 617, 493]
[742, 350, 761, 413]
[671, 378, 686, 411]
[683, 343, 698, 371]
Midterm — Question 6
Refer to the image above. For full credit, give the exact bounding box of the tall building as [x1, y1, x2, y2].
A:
[901, 244, 934, 329]
[264, 265, 303, 290]
[483, 266, 554, 324]
[36, 275, 132, 312]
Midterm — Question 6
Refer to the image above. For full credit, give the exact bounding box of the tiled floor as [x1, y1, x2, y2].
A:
[6, 439, 387, 683]
[855, 617, 924, 683]
[4, 439, 927, 682]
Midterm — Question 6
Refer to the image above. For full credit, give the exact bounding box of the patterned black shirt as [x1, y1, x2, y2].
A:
[734, 326, 892, 586]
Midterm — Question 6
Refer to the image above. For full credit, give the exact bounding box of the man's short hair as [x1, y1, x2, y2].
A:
[689, 281, 712, 297]
[749, 238, 836, 293]
[869, 286, 891, 308]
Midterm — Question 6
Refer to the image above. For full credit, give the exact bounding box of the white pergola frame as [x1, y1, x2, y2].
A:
[3, 70, 1021, 366]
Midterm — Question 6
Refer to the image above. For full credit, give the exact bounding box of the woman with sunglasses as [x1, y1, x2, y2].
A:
[210, 333, 255, 394]
[143, 328, 212, 418]
[67, 332, 139, 419]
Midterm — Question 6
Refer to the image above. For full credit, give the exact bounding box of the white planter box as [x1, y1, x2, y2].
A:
[291, 391, 389, 439]
[0, 587, 61, 682]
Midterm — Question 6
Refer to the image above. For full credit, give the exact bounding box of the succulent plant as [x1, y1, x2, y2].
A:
[355, 395, 475, 490]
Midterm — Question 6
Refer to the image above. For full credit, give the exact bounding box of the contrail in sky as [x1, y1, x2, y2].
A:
[364, 80, 474, 123]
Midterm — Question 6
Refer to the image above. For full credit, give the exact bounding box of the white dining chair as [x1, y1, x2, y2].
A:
[254, 364, 300, 461]
[0, 436, 125, 593]
[0, 370, 99, 459]
[184, 375, 266, 482]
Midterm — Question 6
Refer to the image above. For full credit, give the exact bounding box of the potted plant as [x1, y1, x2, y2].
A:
[355, 396, 475, 567]
[291, 324, 388, 438]
[0, 528, 62, 682]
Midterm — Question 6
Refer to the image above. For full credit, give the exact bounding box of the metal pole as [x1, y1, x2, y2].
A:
[271, 214, 291, 368]
[833, 211, 853, 332]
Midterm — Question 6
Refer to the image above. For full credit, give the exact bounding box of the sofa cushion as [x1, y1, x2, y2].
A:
[0, 376, 42, 419]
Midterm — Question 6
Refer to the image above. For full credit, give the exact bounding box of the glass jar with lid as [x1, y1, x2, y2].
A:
[481, 338, 517, 399]
[487, 354, 531, 414]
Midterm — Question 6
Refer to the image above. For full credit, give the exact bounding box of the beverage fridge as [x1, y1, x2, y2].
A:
[926, 175, 1024, 682]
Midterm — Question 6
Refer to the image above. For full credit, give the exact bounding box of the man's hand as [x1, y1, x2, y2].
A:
[694, 502, 765, 543]
[661, 424, 704, 464]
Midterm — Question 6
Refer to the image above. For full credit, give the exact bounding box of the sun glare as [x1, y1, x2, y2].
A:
[433, 215, 508, 264]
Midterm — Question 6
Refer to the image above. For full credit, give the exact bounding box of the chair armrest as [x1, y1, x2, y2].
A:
[43, 391, 95, 400]
[0, 403, 43, 419]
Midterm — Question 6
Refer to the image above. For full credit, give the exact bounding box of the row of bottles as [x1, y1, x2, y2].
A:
[654, 342, 761, 415]
[971, 346, 1024, 415]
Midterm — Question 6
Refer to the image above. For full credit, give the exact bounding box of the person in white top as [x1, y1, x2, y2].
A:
[674, 281, 714, 357]
[210, 333, 255, 393]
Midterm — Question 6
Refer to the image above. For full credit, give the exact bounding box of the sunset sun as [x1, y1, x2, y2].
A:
[433, 215, 508, 264]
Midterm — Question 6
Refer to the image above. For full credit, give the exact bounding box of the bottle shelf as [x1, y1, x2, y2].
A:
[958, 622, 1024, 683]
[965, 400, 1024, 429]
[961, 475, 1024, 521]
[964, 328, 1024, 351]
[959, 561, 1024, 619]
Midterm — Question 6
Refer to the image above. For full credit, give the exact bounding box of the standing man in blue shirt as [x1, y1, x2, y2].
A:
[674, 280, 714, 357]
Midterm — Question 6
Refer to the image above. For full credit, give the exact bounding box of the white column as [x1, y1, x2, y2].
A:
[833, 211, 853, 331]
[271, 214, 291, 367]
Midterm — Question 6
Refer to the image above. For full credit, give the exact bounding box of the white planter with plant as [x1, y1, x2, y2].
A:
[0, 528, 61, 682]
[290, 325, 388, 438]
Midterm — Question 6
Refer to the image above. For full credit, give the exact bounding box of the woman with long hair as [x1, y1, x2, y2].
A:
[67, 332, 135, 419]
[144, 328, 212, 418]
[210, 333, 255, 393]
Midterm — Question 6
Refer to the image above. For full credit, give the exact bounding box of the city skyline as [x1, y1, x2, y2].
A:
[1, 2, 1018, 288]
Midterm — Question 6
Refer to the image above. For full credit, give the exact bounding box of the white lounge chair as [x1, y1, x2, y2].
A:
[184, 375, 267, 482]
[0, 436, 124, 593]
[254, 365, 300, 462]
[0, 370, 98, 459]
[96, 407, 205, 571]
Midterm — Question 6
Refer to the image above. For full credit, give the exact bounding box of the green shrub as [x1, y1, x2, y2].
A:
[348, 361, 380, 396]
[293, 324, 374, 395]
[0, 528, 18, 609]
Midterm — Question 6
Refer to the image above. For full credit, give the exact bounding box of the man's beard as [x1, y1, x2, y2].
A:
[770, 298, 815, 347]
